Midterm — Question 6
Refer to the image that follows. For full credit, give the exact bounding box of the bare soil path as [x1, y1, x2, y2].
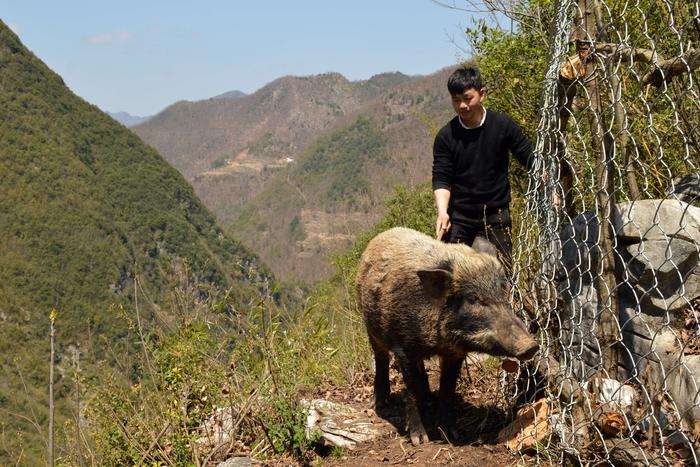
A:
[296, 360, 545, 467]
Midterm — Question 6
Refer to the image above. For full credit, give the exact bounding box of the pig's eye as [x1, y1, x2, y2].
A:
[463, 294, 478, 305]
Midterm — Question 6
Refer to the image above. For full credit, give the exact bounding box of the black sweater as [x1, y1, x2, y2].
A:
[432, 111, 533, 220]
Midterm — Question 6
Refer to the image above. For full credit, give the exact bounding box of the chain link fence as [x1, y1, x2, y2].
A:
[509, 0, 700, 464]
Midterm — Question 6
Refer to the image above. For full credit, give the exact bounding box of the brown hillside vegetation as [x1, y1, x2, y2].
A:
[134, 67, 455, 283]
[133, 72, 414, 223]
[229, 68, 454, 282]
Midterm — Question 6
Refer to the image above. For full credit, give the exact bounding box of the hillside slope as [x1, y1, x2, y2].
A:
[0, 21, 270, 463]
[229, 69, 454, 282]
[133, 72, 414, 223]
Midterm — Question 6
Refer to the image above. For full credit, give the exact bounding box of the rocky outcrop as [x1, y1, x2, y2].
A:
[557, 199, 700, 428]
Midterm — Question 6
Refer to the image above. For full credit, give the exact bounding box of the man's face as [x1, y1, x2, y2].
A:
[451, 88, 486, 121]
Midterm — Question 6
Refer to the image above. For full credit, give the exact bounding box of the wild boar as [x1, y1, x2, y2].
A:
[356, 227, 538, 445]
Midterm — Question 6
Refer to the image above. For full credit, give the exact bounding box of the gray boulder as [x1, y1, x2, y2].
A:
[557, 199, 700, 428]
[668, 174, 700, 205]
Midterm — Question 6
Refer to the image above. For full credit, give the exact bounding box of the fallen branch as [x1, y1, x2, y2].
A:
[594, 42, 658, 64]
[642, 48, 700, 87]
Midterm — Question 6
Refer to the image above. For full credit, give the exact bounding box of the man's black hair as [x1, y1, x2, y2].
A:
[447, 66, 483, 95]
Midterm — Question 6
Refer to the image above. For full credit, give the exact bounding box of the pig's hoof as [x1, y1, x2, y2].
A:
[409, 426, 430, 445]
[408, 418, 429, 445]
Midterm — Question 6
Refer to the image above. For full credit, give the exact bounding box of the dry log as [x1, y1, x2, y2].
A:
[642, 48, 700, 87]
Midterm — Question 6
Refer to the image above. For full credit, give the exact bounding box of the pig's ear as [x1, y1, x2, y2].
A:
[471, 236, 499, 257]
[417, 269, 452, 299]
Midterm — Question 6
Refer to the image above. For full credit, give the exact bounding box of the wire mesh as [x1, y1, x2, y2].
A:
[509, 0, 700, 464]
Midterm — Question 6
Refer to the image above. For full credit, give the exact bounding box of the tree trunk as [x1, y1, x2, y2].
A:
[576, 0, 620, 378]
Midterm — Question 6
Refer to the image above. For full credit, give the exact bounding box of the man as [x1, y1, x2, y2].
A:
[432, 65, 533, 264]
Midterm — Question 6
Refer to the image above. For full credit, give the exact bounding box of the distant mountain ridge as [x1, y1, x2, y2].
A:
[0, 20, 270, 463]
[107, 110, 151, 127]
[134, 65, 454, 282]
[214, 89, 246, 99]
[134, 71, 414, 178]
[133, 70, 416, 225]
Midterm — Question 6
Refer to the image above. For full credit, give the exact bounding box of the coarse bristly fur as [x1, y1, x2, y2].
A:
[356, 227, 538, 445]
[357, 227, 535, 359]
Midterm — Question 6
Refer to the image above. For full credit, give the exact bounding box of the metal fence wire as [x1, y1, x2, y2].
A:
[508, 0, 700, 464]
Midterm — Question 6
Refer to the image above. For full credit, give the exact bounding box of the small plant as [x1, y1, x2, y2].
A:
[210, 158, 227, 169]
[264, 398, 320, 462]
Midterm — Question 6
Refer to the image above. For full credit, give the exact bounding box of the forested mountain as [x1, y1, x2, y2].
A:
[133, 71, 415, 224]
[0, 21, 271, 462]
[134, 68, 453, 282]
[228, 69, 454, 281]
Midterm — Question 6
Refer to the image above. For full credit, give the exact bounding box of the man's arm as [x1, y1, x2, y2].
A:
[507, 116, 561, 207]
[507, 117, 534, 170]
[434, 188, 451, 239]
[432, 129, 453, 239]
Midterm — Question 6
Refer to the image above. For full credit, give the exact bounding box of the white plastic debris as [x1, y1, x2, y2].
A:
[598, 378, 637, 409]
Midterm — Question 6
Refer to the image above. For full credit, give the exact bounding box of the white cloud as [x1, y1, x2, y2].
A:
[86, 29, 134, 45]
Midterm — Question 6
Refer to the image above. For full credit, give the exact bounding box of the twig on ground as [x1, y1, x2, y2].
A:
[432, 446, 450, 460]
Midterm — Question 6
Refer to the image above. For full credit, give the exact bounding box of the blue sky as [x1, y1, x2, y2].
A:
[3, 1, 485, 116]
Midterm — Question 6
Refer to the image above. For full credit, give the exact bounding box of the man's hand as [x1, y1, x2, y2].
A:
[435, 212, 451, 240]
[541, 172, 562, 209]
[434, 188, 452, 240]
[553, 192, 561, 209]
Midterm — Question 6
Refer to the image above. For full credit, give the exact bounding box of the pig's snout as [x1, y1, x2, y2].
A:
[515, 339, 539, 361]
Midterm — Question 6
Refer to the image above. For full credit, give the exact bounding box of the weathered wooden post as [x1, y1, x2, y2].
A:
[575, 0, 620, 378]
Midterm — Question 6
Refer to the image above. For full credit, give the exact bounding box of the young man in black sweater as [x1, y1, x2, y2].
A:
[433, 65, 533, 263]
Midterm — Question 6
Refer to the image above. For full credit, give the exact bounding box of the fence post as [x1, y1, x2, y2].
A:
[575, 0, 620, 378]
[49, 307, 57, 467]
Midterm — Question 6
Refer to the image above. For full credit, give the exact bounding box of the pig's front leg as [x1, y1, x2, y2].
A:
[438, 355, 464, 442]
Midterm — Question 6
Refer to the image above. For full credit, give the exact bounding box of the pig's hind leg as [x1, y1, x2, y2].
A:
[369, 334, 391, 413]
[395, 349, 430, 445]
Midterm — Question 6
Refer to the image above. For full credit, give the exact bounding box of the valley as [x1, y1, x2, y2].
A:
[135, 68, 454, 281]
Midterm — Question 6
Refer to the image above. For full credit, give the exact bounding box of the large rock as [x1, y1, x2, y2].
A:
[300, 399, 392, 449]
[668, 174, 700, 205]
[557, 200, 700, 427]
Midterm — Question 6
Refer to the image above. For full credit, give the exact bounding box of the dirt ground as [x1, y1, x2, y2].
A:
[299, 357, 546, 467]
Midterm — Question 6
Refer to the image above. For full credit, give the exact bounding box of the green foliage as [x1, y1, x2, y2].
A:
[0, 21, 273, 464]
[264, 398, 319, 461]
[247, 132, 291, 158]
[87, 313, 225, 466]
[299, 116, 387, 206]
[83, 278, 333, 465]
[210, 158, 227, 169]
